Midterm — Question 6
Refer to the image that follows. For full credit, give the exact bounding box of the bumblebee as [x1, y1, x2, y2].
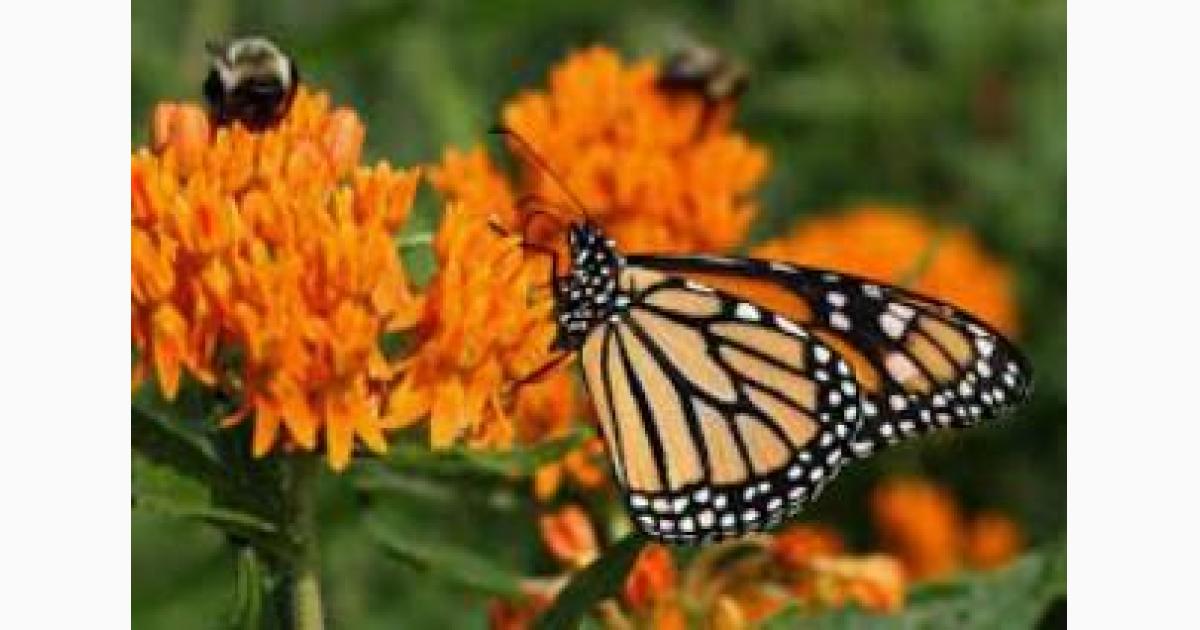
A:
[657, 45, 749, 103]
[203, 37, 299, 131]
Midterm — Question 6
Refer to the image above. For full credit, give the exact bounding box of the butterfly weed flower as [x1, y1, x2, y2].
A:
[538, 504, 600, 570]
[488, 508, 912, 628]
[753, 205, 1019, 335]
[386, 148, 574, 449]
[806, 555, 907, 615]
[963, 511, 1024, 570]
[501, 45, 769, 254]
[871, 478, 1026, 582]
[771, 524, 845, 571]
[870, 477, 964, 580]
[132, 86, 422, 470]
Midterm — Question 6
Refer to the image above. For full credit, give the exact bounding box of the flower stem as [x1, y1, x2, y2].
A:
[287, 454, 324, 630]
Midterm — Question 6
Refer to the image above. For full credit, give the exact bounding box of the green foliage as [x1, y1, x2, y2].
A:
[228, 547, 266, 630]
[133, 0, 1065, 627]
[367, 428, 592, 480]
[369, 518, 525, 597]
[534, 534, 648, 630]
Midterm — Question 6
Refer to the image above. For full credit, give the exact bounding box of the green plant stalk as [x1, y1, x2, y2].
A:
[287, 455, 324, 630]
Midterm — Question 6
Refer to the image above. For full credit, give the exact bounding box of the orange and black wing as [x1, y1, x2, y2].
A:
[624, 255, 1033, 459]
[579, 269, 863, 544]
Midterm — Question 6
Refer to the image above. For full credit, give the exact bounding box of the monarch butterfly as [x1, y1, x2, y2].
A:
[494, 129, 1033, 546]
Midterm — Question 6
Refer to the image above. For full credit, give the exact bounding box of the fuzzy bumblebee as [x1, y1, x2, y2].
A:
[203, 37, 299, 131]
[657, 45, 749, 103]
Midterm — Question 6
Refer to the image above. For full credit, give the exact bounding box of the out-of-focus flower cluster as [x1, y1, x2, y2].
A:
[753, 205, 1018, 335]
[503, 45, 769, 254]
[132, 87, 421, 470]
[490, 476, 1023, 628]
[872, 477, 1025, 580]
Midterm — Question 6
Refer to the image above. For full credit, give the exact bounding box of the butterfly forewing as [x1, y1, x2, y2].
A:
[581, 269, 863, 544]
[625, 255, 1034, 458]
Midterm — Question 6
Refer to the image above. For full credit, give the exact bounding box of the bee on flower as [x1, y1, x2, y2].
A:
[132, 86, 422, 470]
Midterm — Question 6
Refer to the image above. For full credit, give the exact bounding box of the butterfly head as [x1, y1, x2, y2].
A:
[552, 222, 626, 350]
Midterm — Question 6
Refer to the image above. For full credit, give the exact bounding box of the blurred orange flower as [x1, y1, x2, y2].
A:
[131, 87, 421, 470]
[809, 555, 907, 614]
[772, 524, 845, 571]
[623, 544, 678, 611]
[502, 45, 769, 254]
[871, 477, 963, 580]
[538, 505, 600, 570]
[752, 205, 1019, 335]
[488, 594, 550, 630]
[532, 436, 610, 502]
[964, 512, 1024, 570]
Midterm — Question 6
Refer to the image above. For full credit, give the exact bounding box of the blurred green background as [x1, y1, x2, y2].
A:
[132, 0, 1065, 627]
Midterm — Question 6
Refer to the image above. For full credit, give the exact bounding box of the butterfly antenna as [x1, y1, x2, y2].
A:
[489, 125, 594, 222]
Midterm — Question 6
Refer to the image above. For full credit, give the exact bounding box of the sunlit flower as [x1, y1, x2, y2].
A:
[752, 205, 1019, 335]
[964, 512, 1024, 570]
[871, 477, 963, 580]
[708, 595, 750, 630]
[809, 555, 907, 614]
[502, 45, 769, 254]
[132, 87, 422, 470]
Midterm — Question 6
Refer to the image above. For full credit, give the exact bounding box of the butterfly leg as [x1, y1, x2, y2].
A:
[507, 351, 573, 395]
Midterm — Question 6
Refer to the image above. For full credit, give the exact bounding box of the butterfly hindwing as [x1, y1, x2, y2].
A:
[624, 254, 1034, 459]
[580, 269, 863, 544]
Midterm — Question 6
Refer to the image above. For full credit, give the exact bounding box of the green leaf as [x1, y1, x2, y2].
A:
[133, 454, 279, 539]
[368, 518, 524, 597]
[534, 533, 648, 630]
[762, 543, 1066, 630]
[228, 546, 264, 630]
[376, 428, 592, 480]
[131, 404, 223, 485]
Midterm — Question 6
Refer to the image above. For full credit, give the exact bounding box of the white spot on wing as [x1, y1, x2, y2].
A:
[735, 303, 760, 321]
[777, 317, 806, 337]
[879, 312, 906, 339]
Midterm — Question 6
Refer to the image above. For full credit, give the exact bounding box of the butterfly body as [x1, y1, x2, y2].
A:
[552, 222, 628, 351]
[544, 219, 1032, 545]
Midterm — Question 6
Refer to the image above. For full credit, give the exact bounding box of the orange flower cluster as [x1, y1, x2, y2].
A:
[376, 145, 576, 458]
[752, 205, 1019, 335]
[502, 46, 769, 254]
[489, 507, 909, 629]
[131, 87, 422, 470]
[871, 477, 1024, 580]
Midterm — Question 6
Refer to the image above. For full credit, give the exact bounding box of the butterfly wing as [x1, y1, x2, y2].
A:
[580, 266, 864, 544]
[624, 255, 1034, 459]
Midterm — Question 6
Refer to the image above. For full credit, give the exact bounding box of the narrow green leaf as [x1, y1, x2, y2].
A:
[228, 546, 264, 630]
[132, 454, 279, 538]
[131, 400, 222, 485]
[368, 518, 524, 597]
[377, 428, 592, 479]
[534, 534, 648, 630]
